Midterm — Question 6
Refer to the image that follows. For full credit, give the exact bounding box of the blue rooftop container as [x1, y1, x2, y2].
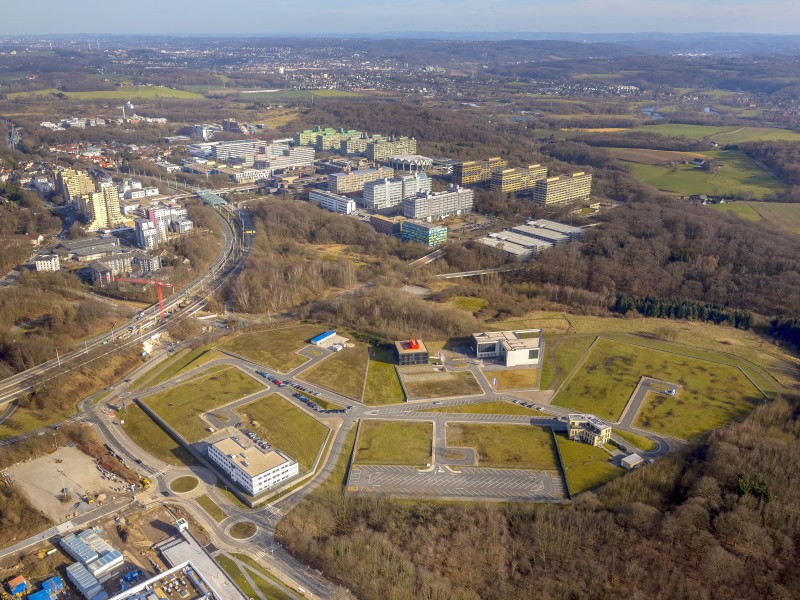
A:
[309, 330, 335, 345]
[42, 577, 64, 594]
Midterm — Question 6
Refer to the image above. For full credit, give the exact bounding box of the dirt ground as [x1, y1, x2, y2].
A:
[6, 446, 130, 522]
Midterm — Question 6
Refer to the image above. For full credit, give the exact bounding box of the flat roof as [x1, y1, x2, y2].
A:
[158, 534, 246, 600]
[510, 225, 569, 243]
[478, 237, 533, 257]
[526, 219, 584, 235]
[487, 231, 553, 250]
[210, 437, 290, 477]
[394, 339, 428, 355]
[472, 330, 541, 352]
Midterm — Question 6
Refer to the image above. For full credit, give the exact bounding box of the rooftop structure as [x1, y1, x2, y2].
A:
[472, 329, 543, 367]
[61, 530, 125, 600]
[310, 330, 336, 345]
[509, 224, 570, 245]
[388, 154, 433, 172]
[207, 436, 298, 496]
[394, 339, 429, 365]
[566, 414, 612, 447]
[526, 219, 585, 240]
[622, 453, 644, 470]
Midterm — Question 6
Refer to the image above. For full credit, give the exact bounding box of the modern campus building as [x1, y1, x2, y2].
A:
[341, 133, 385, 156]
[211, 140, 262, 166]
[370, 214, 404, 235]
[328, 166, 393, 194]
[471, 329, 543, 367]
[61, 529, 125, 600]
[394, 339, 429, 365]
[207, 436, 299, 496]
[402, 185, 473, 221]
[34, 253, 60, 272]
[293, 126, 362, 149]
[256, 143, 315, 172]
[401, 221, 448, 246]
[566, 414, 612, 446]
[366, 136, 418, 162]
[490, 164, 548, 194]
[531, 172, 593, 205]
[309, 189, 357, 215]
[362, 172, 431, 210]
[388, 154, 433, 172]
[452, 157, 507, 186]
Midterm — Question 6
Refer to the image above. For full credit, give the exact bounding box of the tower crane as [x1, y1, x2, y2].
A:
[114, 278, 175, 320]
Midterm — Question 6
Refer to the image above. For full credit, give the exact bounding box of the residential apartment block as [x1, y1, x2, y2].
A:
[78, 183, 124, 231]
[145, 204, 192, 242]
[362, 172, 431, 210]
[135, 218, 160, 250]
[402, 185, 473, 221]
[452, 157, 507, 186]
[401, 221, 448, 246]
[531, 172, 592, 206]
[328, 166, 393, 194]
[56, 168, 96, 202]
[208, 436, 298, 496]
[366, 136, 417, 162]
[490, 164, 548, 193]
[34, 254, 60, 272]
[309, 189, 356, 215]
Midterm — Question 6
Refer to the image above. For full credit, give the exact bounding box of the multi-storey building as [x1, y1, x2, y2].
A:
[366, 136, 417, 162]
[328, 166, 393, 194]
[77, 183, 124, 231]
[401, 221, 448, 246]
[88, 252, 133, 284]
[135, 218, 160, 250]
[34, 254, 60, 272]
[145, 204, 190, 242]
[208, 436, 299, 496]
[531, 172, 593, 206]
[370, 214, 404, 235]
[472, 329, 543, 367]
[566, 414, 612, 446]
[309, 189, 356, 215]
[293, 126, 362, 148]
[340, 133, 385, 157]
[452, 157, 507, 186]
[490, 164, 548, 193]
[56, 168, 96, 202]
[229, 169, 271, 184]
[256, 143, 314, 172]
[362, 173, 431, 210]
[402, 185, 474, 221]
[388, 154, 433, 172]
[211, 140, 264, 166]
[394, 339, 429, 365]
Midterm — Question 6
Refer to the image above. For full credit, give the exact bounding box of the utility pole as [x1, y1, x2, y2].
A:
[56, 348, 61, 368]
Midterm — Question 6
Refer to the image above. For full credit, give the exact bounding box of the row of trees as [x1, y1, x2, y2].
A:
[612, 293, 754, 329]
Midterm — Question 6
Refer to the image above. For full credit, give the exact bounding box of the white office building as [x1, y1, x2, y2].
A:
[207, 437, 298, 496]
[402, 185, 474, 221]
[363, 172, 431, 210]
[472, 329, 543, 367]
[309, 189, 356, 215]
[34, 254, 60, 272]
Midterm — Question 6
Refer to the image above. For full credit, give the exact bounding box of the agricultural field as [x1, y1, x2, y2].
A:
[236, 393, 329, 473]
[712, 201, 800, 235]
[607, 147, 707, 165]
[709, 201, 763, 222]
[119, 404, 197, 466]
[446, 423, 559, 470]
[355, 420, 432, 466]
[301, 343, 369, 399]
[629, 124, 800, 143]
[143, 366, 263, 442]
[401, 369, 483, 399]
[622, 149, 787, 197]
[363, 346, 406, 405]
[7, 86, 204, 100]
[554, 433, 624, 495]
[217, 324, 322, 372]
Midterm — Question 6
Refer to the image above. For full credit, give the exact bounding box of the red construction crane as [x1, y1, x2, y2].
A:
[115, 278, 175, 320]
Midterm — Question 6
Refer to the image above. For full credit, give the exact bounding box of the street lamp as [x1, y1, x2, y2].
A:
[53, 432, 62, 462]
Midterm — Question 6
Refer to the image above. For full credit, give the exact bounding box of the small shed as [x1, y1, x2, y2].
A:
[7, 576, 28, 595]
[42, 577, 64, 594]
[310, 330, 336, 346]
[622, 453, 644, 470]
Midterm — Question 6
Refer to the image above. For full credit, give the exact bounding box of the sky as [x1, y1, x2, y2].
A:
[0, 0, 798, 36]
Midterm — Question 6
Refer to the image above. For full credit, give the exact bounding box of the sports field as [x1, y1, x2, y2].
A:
[8, 86, 203, 100]
[552, 338, 763, 436]
[446, 423, 559, 470]
[355, 420, 432, 466]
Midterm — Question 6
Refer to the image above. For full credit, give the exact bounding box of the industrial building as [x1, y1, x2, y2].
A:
[58, 235, 121, 261]
[490, 164, 548, 193]
[452, 157, 507, 186]
[527, 219, 585, 241]
[328, 166, 393, 194]
[362, 172, 431, 210]
[401, 221, 448, 246]
[309, 189, 356, 215]
[34, 253, 60, 272]
[531, 172, 593, 206]
[388, 154, 433, 172]
[366, 136, 417, 162]
[566, 414, 612, 446]
[61, 529, 125, 600]
[402, 186, 473, 221]
[310, 330, 336, 345]
[394, 339, 429, 365]
[207, 436, 299, 496]
[472, 329, 543, 367]
[479, 219, 584, 258]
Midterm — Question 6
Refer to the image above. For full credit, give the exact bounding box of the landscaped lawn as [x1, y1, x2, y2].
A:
[403, 370, 483, 399]
[552, 338, 763, 436]
[196, 494, 228, 523]
[486, 368, 539, 390]
[170, 476, 199, 493]
[143, 366, 263, 442]
[217, 324, 322, 372]
[613, 429, 657, 452]
[302, 343, 369, 399]
[120, 404, 197, 466]
[355, 420, 432, 466]
[446, 424, 559, 470]
[540, 335, 596, 390]
[363, 346, 406, 405]
[215, 555, 259, 600]
[422, 400, 535, 416]
[231, 554, 297, 600]
[236, 394, 329, 473]
[554, 433, 623, 495]
[133, 348, 223, 389]
[229, 521, 257, 540]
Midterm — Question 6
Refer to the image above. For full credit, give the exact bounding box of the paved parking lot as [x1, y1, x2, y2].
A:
[347, 465, 565, 501]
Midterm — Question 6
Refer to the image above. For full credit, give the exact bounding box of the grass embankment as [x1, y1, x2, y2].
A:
[355, 420, 432, 466]
[215, 555, 259, 599]
[553, 338, 762, 438]
[196, 494, 228, 523]
[614, 429, 657, 452]
[217, 324, 321, 372]
[422, 401, 534, 416]
[119, 404, 197, 466]
[231, 554, 298, 600]
[302, 343, 369, 399]
[403, 370, 483, 399]
[133, 348, 223, 389]
[143, 366, 263, 442]
[446, 424, 559, 470]
[554, 433, 624, 495]
[363, 346, 406, 405]
[236, 394, 329, 473]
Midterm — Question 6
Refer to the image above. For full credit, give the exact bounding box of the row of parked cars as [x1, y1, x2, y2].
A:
[254, 369, 353, 415]
[511, 399, 544, 411]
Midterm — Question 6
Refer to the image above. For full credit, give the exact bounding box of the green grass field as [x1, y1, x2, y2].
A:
[231, 554, 298, 600]
[302, 344, 369, 399]
[541, 335, 596, 390]
[229, 521, 257, 540]
[301, 391, 343, 411]
[710, 201, 763, 222]
[196, 494, 228, 523]
[630, 124, 800, 143]
[133, 348, 223, 389]
[214, 556, 259, 600]
[217, 324, 321, 372]
[422, 400, 535, 416]
[236, 394, 329, 473]
[143, 366, 263, 442]
[448, 296, 489, 314]
[8, 86, 203, 100]
[623, 149, 787, 197]
[554, 433, 624, 495]
[355, 420, 432, 466]
[120, 404, 198, 466]
[170, 476, 199, 493]
[613, 429, 657, 452]
[713, 201, 800, 235]
[486, 368, 539, 391]
[402, 370, 483, 399]
[363, 346, 406, 405]
[552, 338, 763, 437]
[446, 424, 559, 470]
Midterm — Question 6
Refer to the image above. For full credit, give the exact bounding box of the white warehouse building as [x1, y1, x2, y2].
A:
[208, 437, 298, 496]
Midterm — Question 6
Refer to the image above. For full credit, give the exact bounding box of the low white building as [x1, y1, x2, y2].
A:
[309, 189, 356, 215]
[34, 253, 60, 272]
[471, 329, 542, 367]
[208, 437, 298, 496]
[622, 453, 644, 470]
